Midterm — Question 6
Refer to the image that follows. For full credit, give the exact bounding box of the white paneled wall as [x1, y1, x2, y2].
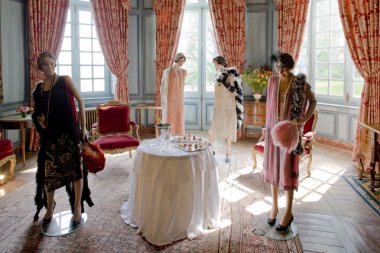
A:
[316, 104, 358, 144]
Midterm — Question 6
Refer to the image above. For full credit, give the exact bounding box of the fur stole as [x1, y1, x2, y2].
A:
[271, 73, 306, 154]
[216, 67, 244, 130]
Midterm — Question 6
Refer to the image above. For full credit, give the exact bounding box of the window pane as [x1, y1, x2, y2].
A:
[317, 0, 330, 16]
[80, 52, 92, 64]
[93, 53, 104, 65]
[66, 10, 71, 22]
[92, 26, 97, 38]
[330, 48, 344, 62]
[316, 80, 328, 94]
[353, 81, 363, 98]
[353, 67, 363, 80]
[330, 64, 344, 79]
[93, 39, 101, 52]
[317, 16, 330, 32]
[94, 79, 105, 91]
[93, 66, 104, 78]
[80, 66, 92, 78]
[186, 0, 198, 4]
[80, 38, 92, 51]
[81, 79, 92, 92]
[316, 32, 330, 47]
[316, 49, 329, 62]
[79, 10, 91, 24]
[64, 24, 71, 37]
[57, 65, 72, 77]
[61, 37, 71, 50]
[79, 24, 92, 38]
[58, 51, 72, 65]
[178, 12, 199, 92]
[316, 64, 329, 79]
[353, 68, 363, 98]
[331, 31, 345, 47]
[331, 15, 342, 31]
[331, 0, 339, 14]
[330, 80, 344, 96]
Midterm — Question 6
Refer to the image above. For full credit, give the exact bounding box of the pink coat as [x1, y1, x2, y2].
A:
[262, 75, 316, 191]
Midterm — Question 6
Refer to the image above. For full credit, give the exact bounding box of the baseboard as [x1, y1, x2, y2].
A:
[315, 136, 353, 151]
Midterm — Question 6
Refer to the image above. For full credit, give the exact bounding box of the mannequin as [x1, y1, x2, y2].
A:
[160, 52, 187, 136]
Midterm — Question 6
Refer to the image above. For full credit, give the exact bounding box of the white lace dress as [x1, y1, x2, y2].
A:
[208, 83, 237, 142]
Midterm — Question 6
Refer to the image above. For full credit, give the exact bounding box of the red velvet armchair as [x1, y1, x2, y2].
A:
[0, 138, 16, 183]
[252, 110, 319, 177]
[93, 101, 140, 157]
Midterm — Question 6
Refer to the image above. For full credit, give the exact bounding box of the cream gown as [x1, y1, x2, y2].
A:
[208, 83, 237, 142]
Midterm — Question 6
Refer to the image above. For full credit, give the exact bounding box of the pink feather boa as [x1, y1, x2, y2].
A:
[271, 121, 299, 153]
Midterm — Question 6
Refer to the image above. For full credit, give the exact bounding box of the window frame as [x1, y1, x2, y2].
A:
[296, 0, 362, 107]
[57, 0, 113, 100]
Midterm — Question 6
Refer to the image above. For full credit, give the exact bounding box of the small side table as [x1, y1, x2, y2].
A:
[135, 104, 162, 137]
[357, 122, 380, 190]
[0, 114, 33, 166]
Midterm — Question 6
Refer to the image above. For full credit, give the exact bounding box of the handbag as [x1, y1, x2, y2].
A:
[82, 137, 105, 174]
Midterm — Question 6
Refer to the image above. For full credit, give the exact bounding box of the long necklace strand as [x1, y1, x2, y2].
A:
[42, 74, 56, 128]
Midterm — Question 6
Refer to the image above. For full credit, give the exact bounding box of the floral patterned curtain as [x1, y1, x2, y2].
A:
[28, 0, 69, 151]
[208, 0, 246, 72]
[337, 0, 380, 163]
[90, 0, 131, 103]
[274, 0, 310, 63]
[153, 0, 185, 108]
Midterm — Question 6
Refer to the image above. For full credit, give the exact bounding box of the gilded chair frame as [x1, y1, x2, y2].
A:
[0, 154, 16, 180]
[95, 100, 140, 157]
[0, 133, 16, 181]
[252, 110, 319, 177]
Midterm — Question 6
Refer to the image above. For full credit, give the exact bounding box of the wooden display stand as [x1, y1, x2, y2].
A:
[242, 101, 266, 139]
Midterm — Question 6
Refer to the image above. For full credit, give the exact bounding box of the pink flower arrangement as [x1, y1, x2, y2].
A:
[16, 106, 32, 117]
[16, 105, 31, 113]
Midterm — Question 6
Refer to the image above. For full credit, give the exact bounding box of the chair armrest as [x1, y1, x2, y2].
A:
[90, 122, 99, 141]
[131, 124, 140, 140]
[130, 121, 137, 126]
[258, 128, 266, 142]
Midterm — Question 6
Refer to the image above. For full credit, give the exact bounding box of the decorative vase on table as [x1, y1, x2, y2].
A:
[21, 112, 27, 118]
[253, 93, 262, 101]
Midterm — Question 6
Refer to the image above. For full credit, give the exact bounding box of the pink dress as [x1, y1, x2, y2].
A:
[161, 66, 186, 136]
[262, 75, 316, 191]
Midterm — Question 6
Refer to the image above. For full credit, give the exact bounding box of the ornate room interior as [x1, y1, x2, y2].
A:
[0, 0, 379, 252]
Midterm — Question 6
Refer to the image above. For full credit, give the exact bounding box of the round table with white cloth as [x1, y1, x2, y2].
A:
[121, 138, 220, 246]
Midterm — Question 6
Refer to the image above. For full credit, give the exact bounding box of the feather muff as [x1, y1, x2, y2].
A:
[271, 121, 299, 152]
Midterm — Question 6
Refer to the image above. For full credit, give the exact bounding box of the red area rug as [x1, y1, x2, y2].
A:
[0, 152, 303, 252]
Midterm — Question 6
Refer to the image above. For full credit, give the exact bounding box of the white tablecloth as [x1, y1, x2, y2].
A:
[121, 139, 220, 246]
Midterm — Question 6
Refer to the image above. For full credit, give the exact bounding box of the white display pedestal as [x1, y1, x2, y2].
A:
[41, 210, 87, 237]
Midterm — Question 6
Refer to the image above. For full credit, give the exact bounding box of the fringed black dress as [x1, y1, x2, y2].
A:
[32, 76, 93, 220]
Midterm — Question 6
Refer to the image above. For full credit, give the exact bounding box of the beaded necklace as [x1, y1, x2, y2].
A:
[41, 73, 56, 128]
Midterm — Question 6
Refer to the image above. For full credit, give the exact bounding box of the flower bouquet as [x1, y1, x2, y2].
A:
[16, 105, 32, 118]
[241, 65, 272, 98]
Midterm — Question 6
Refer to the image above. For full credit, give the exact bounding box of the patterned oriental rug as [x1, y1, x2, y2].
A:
[0, 150, 303, 253]
[343, 175, 380, 216]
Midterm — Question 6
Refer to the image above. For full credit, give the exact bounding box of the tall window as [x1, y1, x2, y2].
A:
[177, 0, 218, 93]
[57, 0, 112, 98]
[295, 0, 363, 106]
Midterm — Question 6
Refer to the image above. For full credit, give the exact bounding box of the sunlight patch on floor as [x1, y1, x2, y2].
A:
[0, 188, 5, 198]
[302, 191, 323, 202]
[219, 182, 249, 203]
[203, 219, 231, 234]
[245, 200, 272, 215]
[19, 166, 37, 174]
